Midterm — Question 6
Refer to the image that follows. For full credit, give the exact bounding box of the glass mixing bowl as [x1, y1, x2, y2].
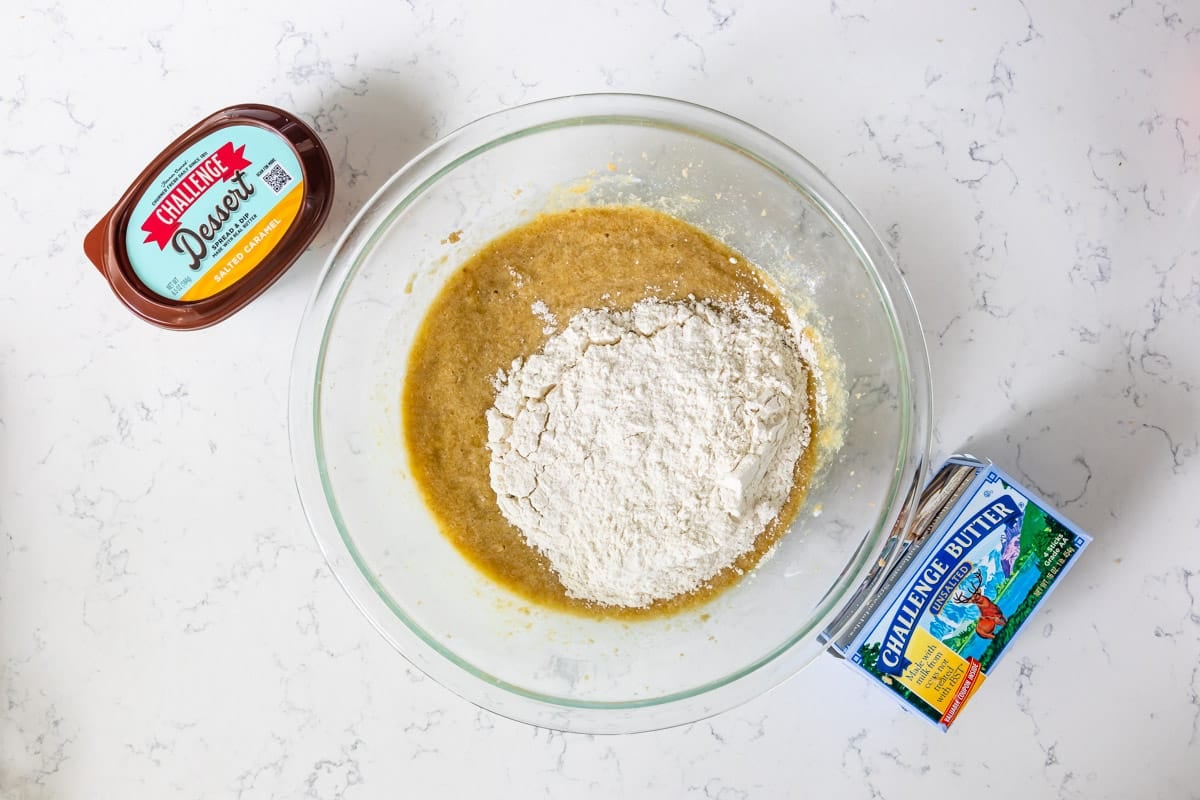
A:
[289, 93, 931, 733]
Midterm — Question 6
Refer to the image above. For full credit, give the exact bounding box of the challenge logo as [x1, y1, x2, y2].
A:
[140, 142, 255, 270]
[877, 496, 1021, 676]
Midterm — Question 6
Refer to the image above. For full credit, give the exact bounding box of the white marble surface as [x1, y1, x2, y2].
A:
[2, 0, 1199, 797]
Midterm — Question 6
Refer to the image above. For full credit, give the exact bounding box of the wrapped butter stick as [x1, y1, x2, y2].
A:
[827, 455, 1092, 730]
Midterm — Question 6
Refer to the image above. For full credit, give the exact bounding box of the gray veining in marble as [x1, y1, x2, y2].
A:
[1, 1, 1198, 798]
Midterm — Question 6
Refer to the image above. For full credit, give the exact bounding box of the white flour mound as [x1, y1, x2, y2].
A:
[486, 297, 811, 607]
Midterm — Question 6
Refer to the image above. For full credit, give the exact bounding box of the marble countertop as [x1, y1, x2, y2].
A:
[3, 1, 1199, 797]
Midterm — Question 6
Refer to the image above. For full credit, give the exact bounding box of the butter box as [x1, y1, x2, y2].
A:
[828, 456, 1091, 730]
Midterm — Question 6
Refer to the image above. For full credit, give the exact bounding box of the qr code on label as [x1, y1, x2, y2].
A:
[261, 162, 292, 194]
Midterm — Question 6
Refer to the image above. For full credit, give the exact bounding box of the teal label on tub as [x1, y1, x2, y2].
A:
[124, 124, 305, 302]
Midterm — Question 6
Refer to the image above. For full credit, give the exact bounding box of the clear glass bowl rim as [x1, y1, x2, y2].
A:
[288, 92, 932, 733]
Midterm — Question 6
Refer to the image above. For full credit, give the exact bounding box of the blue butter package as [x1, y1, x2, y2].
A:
[826, 455, 1092, 730]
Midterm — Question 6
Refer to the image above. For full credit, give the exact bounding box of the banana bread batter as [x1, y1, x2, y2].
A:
[402, 206, 819, 618]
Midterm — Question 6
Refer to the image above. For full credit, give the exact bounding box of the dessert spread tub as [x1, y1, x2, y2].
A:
[83, 104, 334, 329]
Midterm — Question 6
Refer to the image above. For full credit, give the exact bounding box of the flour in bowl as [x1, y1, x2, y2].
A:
[485, 297, 812, 607]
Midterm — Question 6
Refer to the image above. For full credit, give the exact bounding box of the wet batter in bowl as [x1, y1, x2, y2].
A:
[402, 206, 819, 618]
